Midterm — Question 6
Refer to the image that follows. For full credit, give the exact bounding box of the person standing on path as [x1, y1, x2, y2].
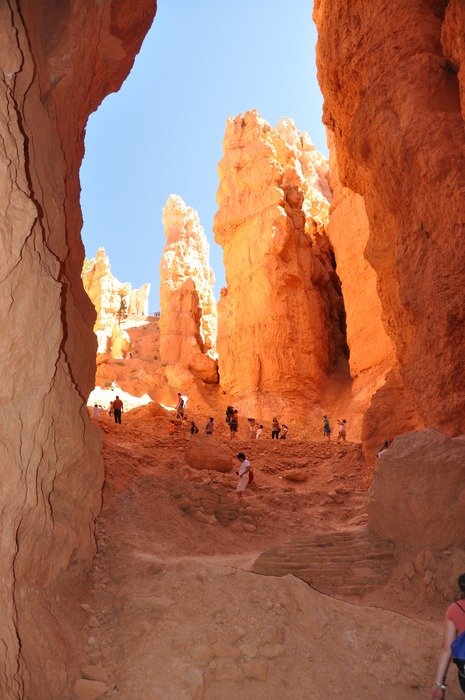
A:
[230, 410, 239, 439]
[336, 419, 347, 442]
[236, 452, 251, 499]
[190, 421, 199, 435]
[205, 417, 214, 435]
[323, 415, 331, 441]
[113, 396, 123, 424]
[255, 424, 264, 439]
[176, 393, 185, 419]
[431, 573, 465, 698]
[271, 417, 281, 439]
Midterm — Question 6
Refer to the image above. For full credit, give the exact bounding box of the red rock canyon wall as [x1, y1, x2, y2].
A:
[315, 0, 465, 437]
[0, 1, 155, 697]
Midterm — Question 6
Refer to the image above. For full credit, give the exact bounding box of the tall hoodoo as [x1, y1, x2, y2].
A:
[160, 194, 218, 384]
[314, 0, 465, 436]
[0, 1, 156, 697]
[214, 110, 347, 415]
[82, 247, 151, 358]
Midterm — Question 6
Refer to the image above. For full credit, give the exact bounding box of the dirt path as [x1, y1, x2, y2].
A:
[70, 411, 461, 699]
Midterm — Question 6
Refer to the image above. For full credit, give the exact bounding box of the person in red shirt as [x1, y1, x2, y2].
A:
[113, 396, 124, 424]
[431, 573, 465, 698]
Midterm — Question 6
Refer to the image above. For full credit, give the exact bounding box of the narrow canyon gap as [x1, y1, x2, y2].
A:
[0, 1, 155, 696]
[2, 0, 465, 696]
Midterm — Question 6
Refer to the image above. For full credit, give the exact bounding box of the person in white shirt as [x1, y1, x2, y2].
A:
[337, 419, 347, 442]
[236, 452, 251, 498]
[255, 424, 264, 439]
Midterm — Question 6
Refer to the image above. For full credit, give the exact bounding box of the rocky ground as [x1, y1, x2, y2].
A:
[62, 405, 462, 700]
[62, 319, 465, 699]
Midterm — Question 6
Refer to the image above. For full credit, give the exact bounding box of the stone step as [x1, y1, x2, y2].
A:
[252, 528, 396, 596]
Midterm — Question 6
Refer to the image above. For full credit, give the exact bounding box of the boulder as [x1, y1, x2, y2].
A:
[283, 470, 308, 482]
[367, 430, 465, 549]
[185, 436, 234, 473]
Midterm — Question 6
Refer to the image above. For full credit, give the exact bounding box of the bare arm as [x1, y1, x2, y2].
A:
[431, 619, 456, 699]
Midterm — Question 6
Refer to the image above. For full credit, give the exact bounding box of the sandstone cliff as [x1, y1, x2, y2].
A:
[160, 194, 218, 384]
[214, 110, 347, 416]
[0, 2, 155, 696]
[314, 0, 465, 437]
[82, 247, 150, 358]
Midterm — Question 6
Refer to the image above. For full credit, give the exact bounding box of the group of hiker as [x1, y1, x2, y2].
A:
[92, 396, 124, 424]
[174, 401, 291, 442]
[322, 415, 347, 442]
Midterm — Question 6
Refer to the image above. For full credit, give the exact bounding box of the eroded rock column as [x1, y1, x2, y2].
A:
[0, 2, 155, 696]
[160, 194, 218, 384]
[214, 110, 347, 416]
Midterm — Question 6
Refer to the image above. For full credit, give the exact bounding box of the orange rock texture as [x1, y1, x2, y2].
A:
[160, 194, 218, 384]
[214, 110, 347, 417]
[326, 132, 394, 381]
[82, 247, 150, 358]
[0, 1, 155, 696]
[314, 0, 465, 437]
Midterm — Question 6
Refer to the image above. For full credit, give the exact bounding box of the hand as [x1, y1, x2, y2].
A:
[431, 686, 445, 700]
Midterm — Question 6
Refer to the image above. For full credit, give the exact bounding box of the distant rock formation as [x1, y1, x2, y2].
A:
[214, 110, 347, 415]
[160, 195, 218, 384]
[82, 248, 150, 358]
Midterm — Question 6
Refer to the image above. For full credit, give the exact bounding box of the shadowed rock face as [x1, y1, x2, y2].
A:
[314, 0, 465, 437]
[0, 1, 155, 696]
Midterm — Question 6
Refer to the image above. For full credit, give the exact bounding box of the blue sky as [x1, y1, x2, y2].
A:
[80, 0, 326, 312]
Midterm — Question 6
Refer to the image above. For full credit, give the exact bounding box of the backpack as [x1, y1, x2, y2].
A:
[452, 603, 465, 677]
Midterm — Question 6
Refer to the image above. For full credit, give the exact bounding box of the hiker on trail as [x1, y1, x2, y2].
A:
[280, 424, 289, 439]
[431, 573, 465, 699]
[323, 415, 331, 440]
[225, 405, 234, 425]
[377, 439, 392, 457]
[113, 396, 123, 424]
[108, 401, 114, 417]
[229, 410, 239, 438]
[271, 417, 281, 439]
[236, 452, 251, 498]
[337, 419, 347, 443]
[248, 418, 256, 438]
[190, 421, 199, 435]
[205, 417, 214, 435]
[176, 393, 185, 418]
[255, 424, 264, 439]
[93, 404, 100, 419]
